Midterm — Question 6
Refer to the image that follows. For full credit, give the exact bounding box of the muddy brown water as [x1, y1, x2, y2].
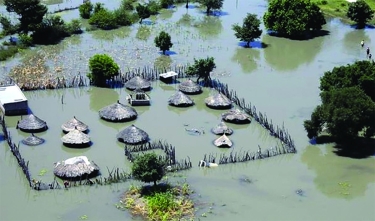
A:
[1, 1, 375, 220]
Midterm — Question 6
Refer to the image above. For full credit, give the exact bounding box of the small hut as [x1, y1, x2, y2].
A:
[126, 88, 151, 106]
[22, 133, 45, 146]
[178, 79, 202, 95]
[211, 121, 233, 135]
[53, 156, 100, 180]
[99, 100, 138, 122]
[117, 124, 149, 145]
[16, 114, 48, 133]
[125, 76, 151, 91]
[61, 128, 91, 147]
[168, 91, 194, 107]
[214, 134, 232, 148]
[61, 116, 88, 133]
[205, 93, 232, 110]
[221, 109, 251, 124]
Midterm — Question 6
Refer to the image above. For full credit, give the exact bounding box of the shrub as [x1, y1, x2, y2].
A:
[121, 0, 136, 11]
[18, 34, 33, 47]
[32, 15, 70, 44]
[66, 19, 83, 34]
[148, 0, 161, 15]
[94, 2, 105, 14]
[88, 54, 120, 87]
[131, 152, 165, 186]
[79, 1, 93, 19]
[89, 8, 117, 30]
[113, 9, 133, 26]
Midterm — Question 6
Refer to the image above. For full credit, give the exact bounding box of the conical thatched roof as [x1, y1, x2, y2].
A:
[22, 133, 45, 146]
[117, 124, 149, 145]
[99, 100, 138, 122]
[205, 93, 232, 109]
[53, 156, 100, 180]
[168, 91, 194, 107]
[125, 76, 151, 90]
[178, 79, 202, 94]
[17, 114, 48, 132]
[221, 109, 251, 124]
[214, 134, 232, 147]
[211, 121, 233, 135]
[61, 116, 88, 133]
[61, 128, 91, 147]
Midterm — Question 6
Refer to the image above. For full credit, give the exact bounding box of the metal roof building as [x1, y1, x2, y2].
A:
[0, 84, 28, 115]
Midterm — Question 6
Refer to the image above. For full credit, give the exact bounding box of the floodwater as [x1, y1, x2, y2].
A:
[1, 0, 375, 221]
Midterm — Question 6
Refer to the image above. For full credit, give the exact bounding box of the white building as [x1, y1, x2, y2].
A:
[0, 84, 28, 115]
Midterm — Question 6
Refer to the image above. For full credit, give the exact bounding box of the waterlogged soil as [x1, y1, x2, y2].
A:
[1, 0, 375, 221]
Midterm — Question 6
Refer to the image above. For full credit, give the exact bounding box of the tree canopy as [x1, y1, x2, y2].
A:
[186, 57, 216, 84]
[198, 0, 224, 15]
[131, 152, 165, 186]
[263, 0, 326, 38]
[88, 54, 120, 87]
[232, 13, 262, 47]
[154, 31, 173, 55]
[136, 4, 151, 24]
[79, 1, 93, 19]
[347, 0, 374, 29]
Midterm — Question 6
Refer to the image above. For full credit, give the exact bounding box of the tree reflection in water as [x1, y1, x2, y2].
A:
[231, 48, 260, 73]
[194, 16, 223, 38]
[343, 29, 371, 57]
[154, 55, 172, 70]
[88, 86, 119, 112]
[136, 25, 152, 41]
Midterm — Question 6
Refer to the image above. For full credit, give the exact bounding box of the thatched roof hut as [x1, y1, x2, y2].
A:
[53, 156, 100, 180]
[205, 93, 232, 109]
[61, 128, 91, 147]
[16, 114, 48, 133]
[211, 121, 233, 135]
[117, 124, 149, 145]
[214, 134, 232, 148]
[99, 100, 138, 122]
[221, 109, 251, 124]
[22, 133, 45, 146]
[178, 79, 202, 94]
[168, 91, 194, 107]
[125, 76, 151, 91]
[61, 116, 88, 133]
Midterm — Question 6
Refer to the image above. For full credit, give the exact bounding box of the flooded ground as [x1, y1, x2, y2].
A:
[1, 0, 375, 220]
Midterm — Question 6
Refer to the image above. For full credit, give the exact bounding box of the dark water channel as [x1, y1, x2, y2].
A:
[1, 0, 375, 220]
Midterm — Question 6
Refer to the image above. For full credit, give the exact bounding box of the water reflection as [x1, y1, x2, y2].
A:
[194, 16, 223, 37]
[88, 87, 119, 112]
[177, 13, 194, 27]
[167, 105, 191, 115]
[343, 29, 371, 55]
[90, 27, 132, 41]
[262, 34, 325, 71]
[159, 8, 175, 20]
[231, 48, 260, 73]
[154, 55, 173, 70]
[301, 145, 375, 199]
[136, 25, 152, 41]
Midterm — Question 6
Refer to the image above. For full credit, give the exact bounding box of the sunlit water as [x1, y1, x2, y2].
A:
[1, 0, 375, 221]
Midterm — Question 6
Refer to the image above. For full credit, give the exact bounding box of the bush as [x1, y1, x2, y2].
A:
[18, 34, 33, 47]
[66, 19, 83, 34]
[321, 0, 327, 5]
[131, 152, 165, 186]
[121, 0, 136, 11]
[89, 8, 117, 30]
[113, 9, 133, 26]
[32, 15, 70, 45]
[79, 1, 93, 19]
[0, 45, 20, 61]
[94, 2, 105, 14]
[88, 54, 120, 87]
[148, 0, 161, 15]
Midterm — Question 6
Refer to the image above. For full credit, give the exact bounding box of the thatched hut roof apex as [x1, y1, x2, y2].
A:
[125, 76, 151, 90]
[99, 101, 138, 122]
[117, 124, 149, 145]
[211, 121, 233, 135]
[168, 91, 194, 107]
[221, 109, 251, 124]
[61, 116, 88, 133]
[214, 134, 232, 147]
[17, 114, 48, 132]
[22, 133, 45, 146]
[205, 93, 232, 109]
[61, 128, 91, 146]
[53, 156, 100, 180]
[178, 79, 202, 94]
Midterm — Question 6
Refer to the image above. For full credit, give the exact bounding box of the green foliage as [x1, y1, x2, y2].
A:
[93, 2, 105, 14]
[148, 0, 162, 15]
[79, 1, 93, 19]
[131, 152, 165, 186]
[66, 19, 83, 34]
[0, 45, 21, 61]
[198, 0, 224, 15]
[263, 0, 326, 38]
[121, 0, 136, 11]
[89, 8, 117, 30]
[0, 16, 18, 36]
[88, 54, 120, 87]
[18, 34, 33, 47]
[154, 31, 173, 55]
[136, 4, 151, 23]
[232, 13, 262, 47]
[186, 57, 216, 84]
[113, 9, 133, 26]
[4, 0, 47, 33]
[347, 0, 374, 28]
[146, 191, 177, 220]
[160, 0, 174, 8]
[32, 15, 70, 45]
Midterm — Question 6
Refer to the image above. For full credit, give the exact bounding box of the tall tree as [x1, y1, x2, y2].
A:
[186, 57, 216, 84]
[131, 153, 166, 186]
[4, 0, 47, 33]
[154, 31, 173, 55]
[87, 54, 120, 87]
[198, 0, 224, 15]
[136, 4, 151, 24]
[347, 0, 374, 29]
[232, 13, 262, 48]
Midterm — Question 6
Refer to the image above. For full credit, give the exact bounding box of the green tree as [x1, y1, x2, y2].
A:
[0, 16, 18, 35]
[4, 0, 47, 33]
[347, 0, 374, 29]
[32, 15, 70, 45]
[136, 4, 151, 24]
[263, 0, 326, 38]
[79, 1, 93, 19]
[89, 8, 117, 30]
[198, 0, 224, 15]
[232, 13, 262, 48]
[121, 0, 136, 11]
[131, 152, 166, 186]
[88, 54, 120, 87]
[154, 31, 173, 55]
[186, 57, 216, 84]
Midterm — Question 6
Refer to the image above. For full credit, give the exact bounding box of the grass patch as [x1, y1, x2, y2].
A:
[118, 183, 195, 221]
[312, 0, 375, 24]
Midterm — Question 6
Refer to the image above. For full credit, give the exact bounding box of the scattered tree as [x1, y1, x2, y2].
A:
[89, 8, 117, 30]
[121, 0, 136, 11]
[88, 54, 120, 87]
[263, 0, 326, 38]
[4, 0, 47, 33]
[154, 31, 173, 55]
[232, 13, 262, 48]
[79, 1, 93, 19]
[148, 0, 161, 15]
[32, 15, 71, 45]
[160, 0, 174, 8]
[186, 57, 216, 84]
[347, 0, 374, 29]
[131, 153, 166, 186]
[198, 0, 224, 15]
[136, 4, 151, 24]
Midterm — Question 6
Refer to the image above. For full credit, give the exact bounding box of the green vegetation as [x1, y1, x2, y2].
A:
[304, 60, 375, 141]
[136, 3, 152, 23]
[186, 57, 216, 84]
[198, 0, 224, 15]
[79, 1, 93, 19]
[232, 13, 262, 48]
[88, 54, 120, 87]
[264, 0, 326, 38]
[347, 0, 374, 28]
[0, 45, 23, 61]
[160, 0, 174, 8]
[154, 31, 173, 55]
[132, 153, 166, 186]
[0, 16, 18, 36]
